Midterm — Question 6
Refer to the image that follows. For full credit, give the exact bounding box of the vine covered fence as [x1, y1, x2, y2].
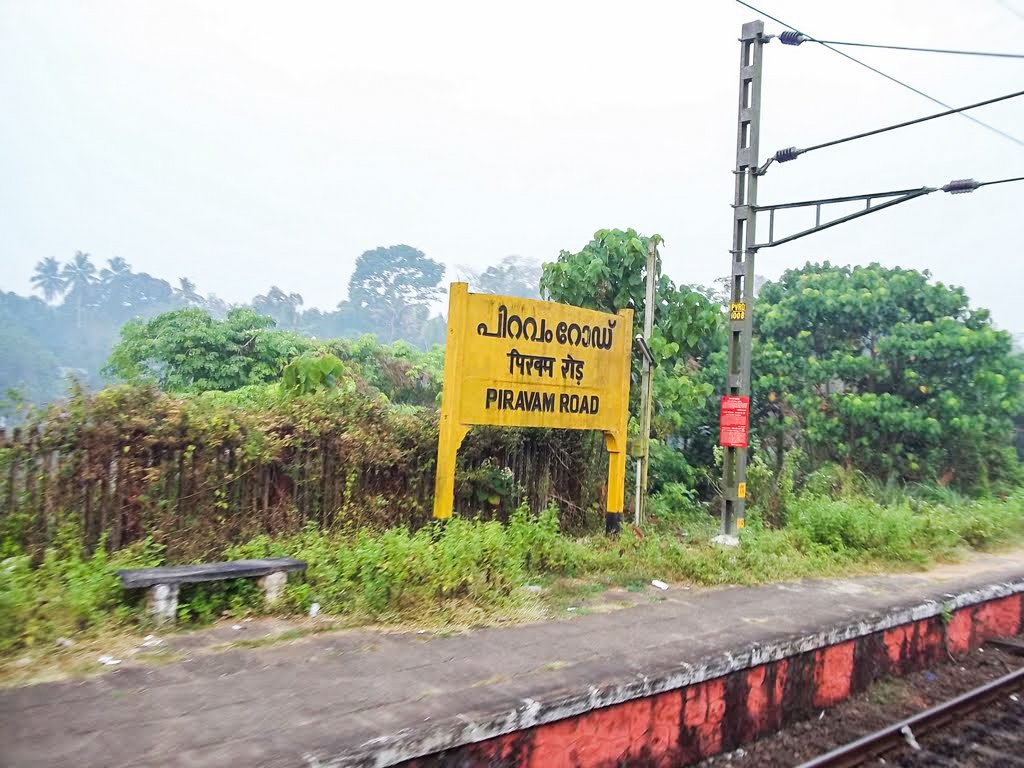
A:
[0, 385, 604, 560]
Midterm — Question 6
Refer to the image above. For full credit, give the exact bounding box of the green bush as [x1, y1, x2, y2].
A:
[647, 484, 717, 539]
[226, 511, 566, 620]
[176, 579, 264, 624]
[0, 529, 162, 653]
[506, 504, 584, 574]
[4, 491, 1024, 658]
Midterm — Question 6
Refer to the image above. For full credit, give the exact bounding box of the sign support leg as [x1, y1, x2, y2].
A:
[605, 438, 626, 534]
[432, 422, 468, 520]
[433, 283, 469, 520]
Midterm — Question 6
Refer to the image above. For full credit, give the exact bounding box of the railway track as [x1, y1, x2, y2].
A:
[798, 662, 1024, 767]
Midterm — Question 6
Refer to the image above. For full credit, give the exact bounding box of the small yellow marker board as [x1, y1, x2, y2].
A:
[737, 481, 746, 499]
[737, 517, 745, 529]
[729, 302, 746, 321]
[433, 283, 633, 520]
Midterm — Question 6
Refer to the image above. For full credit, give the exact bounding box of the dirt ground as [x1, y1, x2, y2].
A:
[701, 638, 1024, 767]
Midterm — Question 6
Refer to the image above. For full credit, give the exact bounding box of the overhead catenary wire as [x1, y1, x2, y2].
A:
[994, 0, 1024, 22]
[897, 175, 1024, 193]
[789, 38, 1024, 60]
[734, 0, 1024, 148]
[766, 89, 1024, 168]
[977, 174, 1024, 187]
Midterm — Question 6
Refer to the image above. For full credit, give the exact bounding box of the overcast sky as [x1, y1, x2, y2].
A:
[2, 1, 1022, 329]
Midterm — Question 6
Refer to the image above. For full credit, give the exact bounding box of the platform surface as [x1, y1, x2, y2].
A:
[2, 550, 1023, 768]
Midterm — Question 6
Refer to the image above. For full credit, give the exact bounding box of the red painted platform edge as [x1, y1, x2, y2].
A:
[329, 580, 1024, 768]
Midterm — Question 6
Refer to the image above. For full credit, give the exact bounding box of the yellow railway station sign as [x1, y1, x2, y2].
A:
[433, 283, 634, 522]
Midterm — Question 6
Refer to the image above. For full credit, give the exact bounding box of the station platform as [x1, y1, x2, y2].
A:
[2, 551, 1023, 768]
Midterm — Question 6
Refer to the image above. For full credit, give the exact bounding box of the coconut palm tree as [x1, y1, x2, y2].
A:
[100, 256, 131, 282]
[30, 257, 67, 303]
[61, 251, 97, 328]
[61, 251, 97, 293]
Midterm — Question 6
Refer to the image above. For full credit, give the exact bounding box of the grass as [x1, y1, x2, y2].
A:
[867, 676, 911, 707]
[218, 628, 308, 650]
[214, 621, 346, 651]
[133, 647, 185, 665]
[2, 489, 1024, 667]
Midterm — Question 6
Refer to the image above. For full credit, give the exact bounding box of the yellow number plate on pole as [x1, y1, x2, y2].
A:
[433, 283, 634, 520]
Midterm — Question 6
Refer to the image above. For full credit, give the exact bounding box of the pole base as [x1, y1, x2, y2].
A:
[711, 533, 740, 548]
[605, 512, 622, 535]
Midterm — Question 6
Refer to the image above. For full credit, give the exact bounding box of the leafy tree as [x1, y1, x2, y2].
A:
[754, 262, 1022, 489]
[541, 228, 721, 366]
[462, 255, 542, 299]
[281, 352, 349, 395]
[10, 244, 452, 399]
[419, 314, 447, 349]
[104, 308, 312, 393]
[541, 229, 723, 491]
[0, 324, 61, 405]
[326, 335, 444, 405]
[96, 263, 175, 322]
[203, 293, 230, 318]
[30, 257, 66, 303]
[175, 278, 204, 307]
[0, 292, 67, 399]
[346, 245, 445, 344]
[253, 286, 304, 329]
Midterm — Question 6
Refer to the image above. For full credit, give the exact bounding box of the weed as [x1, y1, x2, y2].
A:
[222, 629, 307, 650]
[2, 490, 1024, 660]
[133, 648, 184, 665]
[867, 676, 908, 707]
[0, 527, 161, 653]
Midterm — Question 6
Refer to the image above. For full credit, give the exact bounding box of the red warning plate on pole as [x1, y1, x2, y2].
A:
[720, 396, 750, 448]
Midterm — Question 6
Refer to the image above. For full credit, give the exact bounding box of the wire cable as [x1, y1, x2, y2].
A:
[734, 0, 1024, 148]
[994, 0, 1024, 22]
[769, 89, 1024, 165]
[978, 174, 1024, 187]
[805, 39, 1024, 60]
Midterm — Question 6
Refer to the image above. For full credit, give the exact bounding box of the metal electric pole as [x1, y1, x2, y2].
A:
[634, 239, 658, 526]
[721, 20, 766, 537]
[714, 21, 1018, 539]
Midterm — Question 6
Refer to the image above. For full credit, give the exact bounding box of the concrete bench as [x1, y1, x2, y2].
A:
[118, 558, 307, 624]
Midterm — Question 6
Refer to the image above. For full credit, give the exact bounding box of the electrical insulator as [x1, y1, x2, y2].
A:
[942, 179, 981, 194]
[774, 147, 800, 163]
[779, 31, 807, 46]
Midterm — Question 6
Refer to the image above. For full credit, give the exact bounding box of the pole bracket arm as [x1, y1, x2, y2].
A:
[634, 335, 655, 369]
[752, 187, 936, 248]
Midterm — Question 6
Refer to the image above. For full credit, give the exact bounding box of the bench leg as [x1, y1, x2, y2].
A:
[147, 583, 179, 625]
[258, 571, 288, 605]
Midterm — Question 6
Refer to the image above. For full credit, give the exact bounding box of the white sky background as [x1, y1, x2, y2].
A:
[1, 1, 1023, 328]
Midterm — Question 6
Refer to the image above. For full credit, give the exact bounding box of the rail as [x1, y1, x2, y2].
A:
[798, 666, 1024, 768]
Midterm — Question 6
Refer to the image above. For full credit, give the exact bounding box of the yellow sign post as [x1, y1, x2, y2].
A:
[433, 283, 634, 532]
